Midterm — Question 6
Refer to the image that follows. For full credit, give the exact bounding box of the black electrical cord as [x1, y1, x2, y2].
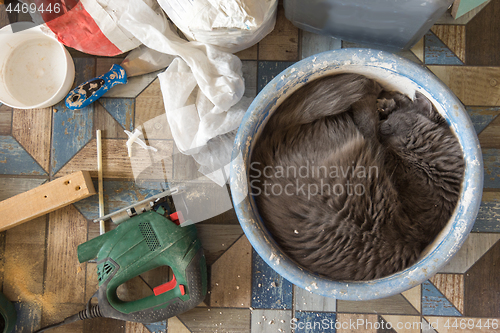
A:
[33, 299, 102, 333]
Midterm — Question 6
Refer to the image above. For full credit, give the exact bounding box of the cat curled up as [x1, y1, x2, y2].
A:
[250, 74, 465, 281]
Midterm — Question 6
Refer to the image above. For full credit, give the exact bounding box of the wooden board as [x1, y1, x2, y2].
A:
[337, 294, 419, 315]
[210, 236, 252, 308]
[135, 79, 173, 140]
[12, 107, 52, 172]
[55, 139, 174, 180]
[465, 0, 500, 66]
[45, 205, 88, 305]
[258, 5, 299, 61]
[431, 25, 466, 63]
[427, 66, 500, 106]
[0, 171, 95, 231]
[464, 239, 500, 317]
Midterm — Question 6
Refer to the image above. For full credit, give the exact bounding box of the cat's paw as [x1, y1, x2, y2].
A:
[377, 98, 397, 117]
[377, 91, 412, 118]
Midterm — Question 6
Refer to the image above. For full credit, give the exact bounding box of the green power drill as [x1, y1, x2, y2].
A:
[34, 192, 207, 332]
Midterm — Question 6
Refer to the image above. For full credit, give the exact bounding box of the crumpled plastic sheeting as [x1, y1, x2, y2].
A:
[119, 0, 249, 186]
[158, 0, 278, 53]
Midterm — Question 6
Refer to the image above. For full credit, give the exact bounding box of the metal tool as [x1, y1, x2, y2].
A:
[93, 187, 180, 225]
[34, 198, 207, 332]
[65, 46, 174, 110]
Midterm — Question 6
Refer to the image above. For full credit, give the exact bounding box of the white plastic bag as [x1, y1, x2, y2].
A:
[119, 0, 250, 185]
[158, 0, 278, 53]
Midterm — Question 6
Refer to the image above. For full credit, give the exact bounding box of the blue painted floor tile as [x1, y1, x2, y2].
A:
[294, 312, 336, 333]
[145, 320, 167, 333]
[466, 107, 500, 134]
[472, 195, 500, 232]
[99, 98, 135, 131]
[0, 136, 46, 175]
[258, 61, 296, 93]
[424, 32, 464, 65]
[251, 249, 293, 310]
[51, 58, 95, 175]
[13, 301, 41, 333]
[422, 280, 462, 316]
[483, 148, 500, 189]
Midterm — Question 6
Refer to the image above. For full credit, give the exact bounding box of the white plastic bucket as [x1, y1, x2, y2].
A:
[0, 22, 75, 109]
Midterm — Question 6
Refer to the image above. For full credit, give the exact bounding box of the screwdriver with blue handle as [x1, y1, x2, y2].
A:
[65, 47, 175, 110]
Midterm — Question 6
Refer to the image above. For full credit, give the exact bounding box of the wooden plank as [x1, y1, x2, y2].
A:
[4, 216, 46, 332]
[197, 224, 243, 265]
[242, 61, 258, 98]
[380, 315, 421, 333]
[294, 285, 336, 312]
[337, 294, 419, 315]
[401, 285, 421, 314]
[235, 44, 258, 61]
[336, 314, 378, 333]
[167, 317, 190, 333]
[251, 309, 291, 333]
[410, 38, 424, 63]
[251, 249, 293, 310]
[84, 318, 125, 333]
[430, 274, 464, 315]
[483, 148, 500, 189]
[12, 107, 52, 172]
[99, 99, 135, 132]
[4, 216, 46, 302]
[45, 205, 88, 304]
[210, 236, 252, 308]
[439, 233, 500, 273]
[41, 303, 86, 333]
[464, 239, 500, 317]
[0, 104, 12, 135]
[178, 308, 251, 333]
[125, 322, 150, 333]
[466, 106, 500, 134]
[465, 0, 500, 66]
[258, 5, 299, 61]
[424, 31, 464, 65]
[0, 171, 95, 231]
[94, 103, 128, 139]
[427, 66, 500, 106]
[51, 58, 95, 175]
[135, 79, 173, 140]
[431, 25, 466, 63]
[0, 135, 46, 175]
[473, 191, 500, 232]
[0, 178, 46, 201]
[55, 139, 174, 180]
[12, 302, 42, 333]
[478, 110, 500, 148]
[301, 31, 341, 60]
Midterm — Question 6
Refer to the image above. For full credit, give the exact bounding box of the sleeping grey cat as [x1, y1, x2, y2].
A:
[250, 73, 464, 281]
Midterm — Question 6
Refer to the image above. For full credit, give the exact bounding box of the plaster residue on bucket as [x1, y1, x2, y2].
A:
[5, 38, 65, 105]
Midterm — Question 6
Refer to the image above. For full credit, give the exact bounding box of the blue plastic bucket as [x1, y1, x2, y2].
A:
[230, 49, 483, 300]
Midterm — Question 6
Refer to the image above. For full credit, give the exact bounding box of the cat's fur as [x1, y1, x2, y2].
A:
[250, 73, 465, 281]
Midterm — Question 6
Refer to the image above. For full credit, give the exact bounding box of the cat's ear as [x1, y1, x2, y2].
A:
[414, 92, 434, 118]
